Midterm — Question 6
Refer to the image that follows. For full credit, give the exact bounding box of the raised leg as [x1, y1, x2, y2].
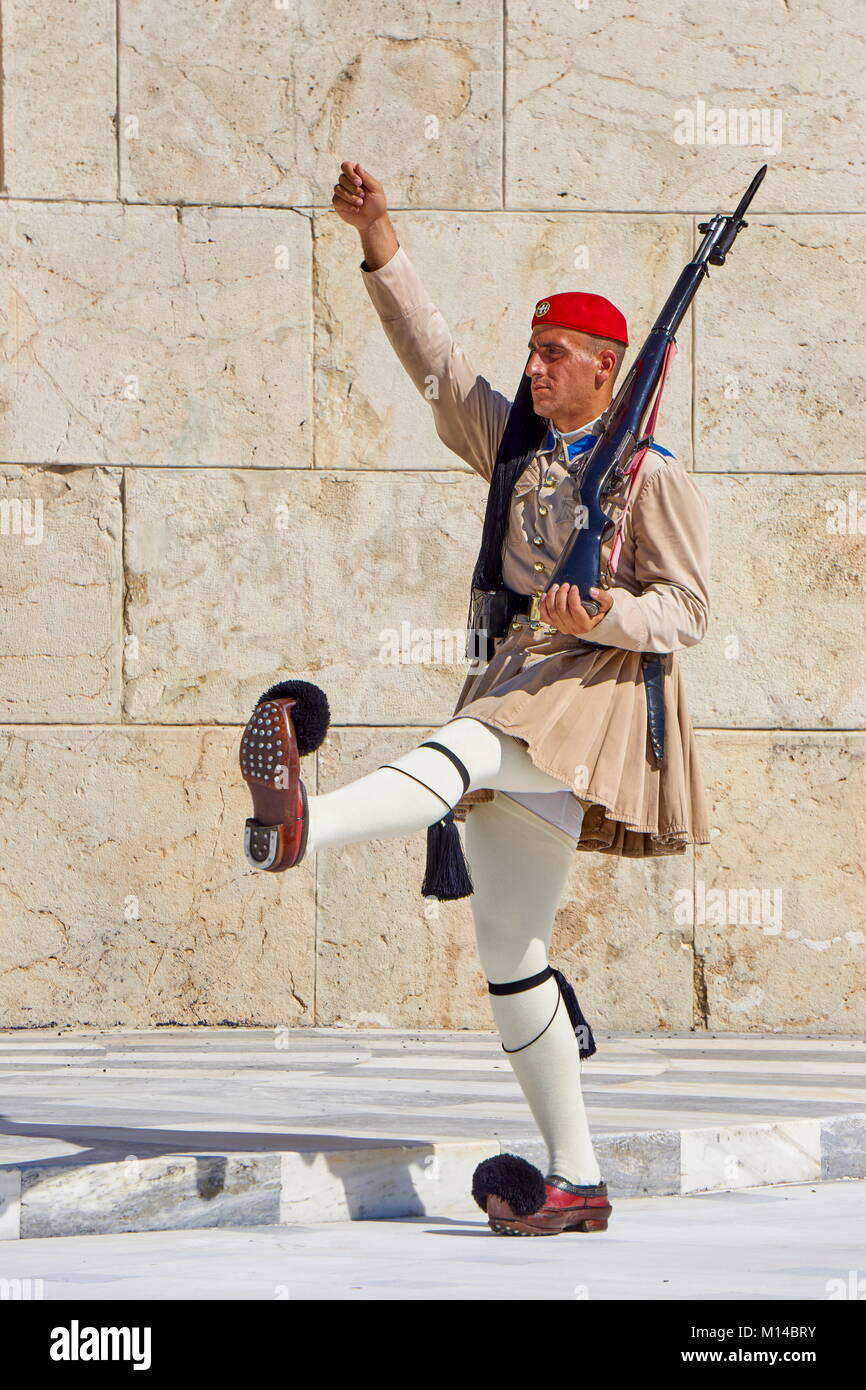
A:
[304, 715, 573, 855]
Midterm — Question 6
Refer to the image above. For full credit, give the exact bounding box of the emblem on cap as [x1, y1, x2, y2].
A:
[535, 301, 551, 316]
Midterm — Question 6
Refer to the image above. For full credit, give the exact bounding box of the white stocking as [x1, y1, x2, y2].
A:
[464, 793, 603, 1187]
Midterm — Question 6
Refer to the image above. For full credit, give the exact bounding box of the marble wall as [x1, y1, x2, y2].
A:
[0, 0, 863, 1030]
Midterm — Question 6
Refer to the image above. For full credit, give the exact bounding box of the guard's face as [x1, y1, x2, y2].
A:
[525, 327, 612, 420]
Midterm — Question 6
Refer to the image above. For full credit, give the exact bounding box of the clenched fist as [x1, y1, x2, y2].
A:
[332, 161, 388, 231]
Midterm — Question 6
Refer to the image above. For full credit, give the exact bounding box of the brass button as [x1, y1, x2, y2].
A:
[533, 560, 546, 572]
[529, 620, 541, 630]
[534, 587, 544, 597]
[538, 504, 549, 515]
[532, 535, 544, 546]
[510, 619, 521, 632]
[543, 473, 557, 487]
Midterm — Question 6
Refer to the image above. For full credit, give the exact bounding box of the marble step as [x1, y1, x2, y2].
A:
[1, 1112, 864, 1241]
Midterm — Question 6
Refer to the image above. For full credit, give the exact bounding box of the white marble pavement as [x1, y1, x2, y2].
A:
[0, 1028, 863, 1238]
[2, 1182, 864, 1302]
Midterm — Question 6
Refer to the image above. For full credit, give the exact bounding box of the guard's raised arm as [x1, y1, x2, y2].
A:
[333, 161, 511, 483]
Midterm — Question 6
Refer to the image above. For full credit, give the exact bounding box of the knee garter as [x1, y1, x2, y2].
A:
[378, 741, 471, 815]
[488, 965, 561, 1054]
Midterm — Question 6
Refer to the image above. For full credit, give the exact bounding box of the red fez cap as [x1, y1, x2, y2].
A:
[531, 291, 628, 346]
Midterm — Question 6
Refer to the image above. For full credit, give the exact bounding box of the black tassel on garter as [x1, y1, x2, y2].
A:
[422, 811, 474, 901]
[551, 967, 597, 1058]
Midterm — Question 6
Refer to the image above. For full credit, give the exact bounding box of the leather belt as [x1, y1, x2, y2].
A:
[465, 585, 532, 661]
[503, 588, 533, 618]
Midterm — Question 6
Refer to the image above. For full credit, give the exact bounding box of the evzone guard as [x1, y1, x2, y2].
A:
[239, 162, 764, 1235]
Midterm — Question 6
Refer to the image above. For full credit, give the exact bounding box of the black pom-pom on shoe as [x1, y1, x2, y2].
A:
[471, 1153, 547, 1216]
[256, 679, 330, 756]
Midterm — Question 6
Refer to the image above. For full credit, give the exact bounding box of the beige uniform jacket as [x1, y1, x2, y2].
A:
[361, 245, 711, 856]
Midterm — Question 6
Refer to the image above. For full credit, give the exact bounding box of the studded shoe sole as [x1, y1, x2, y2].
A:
[240, 697, 308, 872]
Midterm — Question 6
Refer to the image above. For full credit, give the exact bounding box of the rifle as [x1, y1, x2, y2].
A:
[531, 163, 767, 621]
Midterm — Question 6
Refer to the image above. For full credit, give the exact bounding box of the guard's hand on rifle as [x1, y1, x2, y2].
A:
[332, 161, 388, 230]
[539, 583, 614, 636]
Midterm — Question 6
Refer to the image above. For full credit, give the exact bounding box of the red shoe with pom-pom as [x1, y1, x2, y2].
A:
[240, 680, 330, 872]
[487, 1175, 612, 1236]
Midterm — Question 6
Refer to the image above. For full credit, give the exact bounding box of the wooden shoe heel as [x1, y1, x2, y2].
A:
[570, 1217, 608, 1232]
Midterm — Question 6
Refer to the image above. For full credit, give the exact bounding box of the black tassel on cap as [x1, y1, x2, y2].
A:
[551, 966, 597, 1058]
[422, 811, 474, 901]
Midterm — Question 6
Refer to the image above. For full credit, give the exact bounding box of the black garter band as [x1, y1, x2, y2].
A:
[378, 741, 472, 817]
[488, 965, 561, 1054]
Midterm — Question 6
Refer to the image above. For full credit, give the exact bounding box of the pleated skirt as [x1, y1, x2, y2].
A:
[447, 622, 711, 858]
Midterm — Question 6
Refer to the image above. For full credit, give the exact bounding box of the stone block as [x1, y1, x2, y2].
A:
[119, 0, 502, 207]
[0, 1170, 21, 1240]
[1, 0, 116, 198]
[20, 1152, 282, 1238]
[694, 218, 866, 473]
[821, 1115, 866, 1180]
[505, 0, 865, 213]
[0, 726, 316, 1028]
[0, 466, 123, 722]
[553, 850, 697, 1032]
[681, 475, 866, 728]
[694, 732, 866, 1032]
[680, 1119, 821, 1194]
[0, 203, 310, 467]
[279, 1141, 498, 1223]
[123, 467, 484, 724]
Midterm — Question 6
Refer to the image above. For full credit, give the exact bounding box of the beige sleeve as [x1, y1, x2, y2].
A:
[360, 245, 512, 483]
[587, 461, 710, 653]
